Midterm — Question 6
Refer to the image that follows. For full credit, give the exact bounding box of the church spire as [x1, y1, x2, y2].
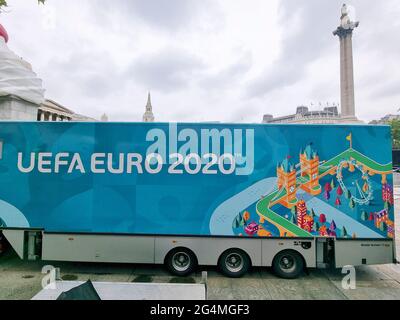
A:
[143, 92, 155, 122]
[146, 92, 152, 111]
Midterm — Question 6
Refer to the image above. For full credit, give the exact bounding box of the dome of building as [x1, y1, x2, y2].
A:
[0, 24, 45, 105]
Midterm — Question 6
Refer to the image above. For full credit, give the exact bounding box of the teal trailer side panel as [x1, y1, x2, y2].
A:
[0, 122, 394, 239]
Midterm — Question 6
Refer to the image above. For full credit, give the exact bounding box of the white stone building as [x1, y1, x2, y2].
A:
[263, 105, 342, 124]
[0, 23, 96, 122]
[0, 23, 45, 120]
[38, 99, 96, 122]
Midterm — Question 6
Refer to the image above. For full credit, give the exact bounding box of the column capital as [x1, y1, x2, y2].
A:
[333, 22, 359, 38]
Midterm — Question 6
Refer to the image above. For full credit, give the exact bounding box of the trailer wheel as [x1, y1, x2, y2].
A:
[165, 248, 197, 276]
[272, 250, 304, 279]
[218, 249, 250, 278]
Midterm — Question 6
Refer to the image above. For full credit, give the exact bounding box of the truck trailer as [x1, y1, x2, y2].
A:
[0, 121, 396, 278]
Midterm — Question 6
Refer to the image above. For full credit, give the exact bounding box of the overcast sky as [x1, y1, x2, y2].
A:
[1, 0, 400, 122]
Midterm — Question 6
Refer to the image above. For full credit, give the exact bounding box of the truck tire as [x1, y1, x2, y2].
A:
[272, 250, 304, 279]
[165, 248, 197, 276]
[218, 249, 250, 278]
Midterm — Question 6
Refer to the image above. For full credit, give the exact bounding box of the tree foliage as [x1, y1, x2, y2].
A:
[324, 182, 332, 193]
[390, 119, 400, 149]
[349, 198, 356, 209]
[361, 210, 368, 221]
[233, 212, 245, 229]
[290, 213, 297, 225]
[330, 179, 336, 190]
[0, 0, 45, 11]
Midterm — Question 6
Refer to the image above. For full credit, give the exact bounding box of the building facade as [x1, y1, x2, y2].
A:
[37, 99, 96, 122]
[369, 114, 400, 124]
[263, 105, 342, 124]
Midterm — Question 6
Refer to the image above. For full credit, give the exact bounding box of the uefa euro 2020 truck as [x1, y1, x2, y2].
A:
[0, 121, 396, 278]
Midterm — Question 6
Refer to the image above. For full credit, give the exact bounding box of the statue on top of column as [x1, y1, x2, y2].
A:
[340, 4, 359, 30]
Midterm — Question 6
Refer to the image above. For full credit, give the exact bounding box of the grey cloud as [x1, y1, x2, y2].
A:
[228, 104, 258, 123]
[94, 0, 216, 32]
[198, 51, 253, 91]
[127, 47, 204, 92]
[369, 79, 400, 100]
[246, 0, 383, 98]
[3, 0, 398, 123]
[246, 61, 303, 97]
[44, 50, 124, 100]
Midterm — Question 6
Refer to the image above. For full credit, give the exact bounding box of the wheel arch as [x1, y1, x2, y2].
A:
[217, 247, 253, 268]
[164, 246, 199, 265]
[272, 249, 307, 268]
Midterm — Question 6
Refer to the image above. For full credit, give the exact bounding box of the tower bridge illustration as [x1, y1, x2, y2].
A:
[256, 134, 392, 237]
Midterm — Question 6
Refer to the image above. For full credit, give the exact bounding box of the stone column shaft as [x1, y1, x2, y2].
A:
[340, 33, 356, 118]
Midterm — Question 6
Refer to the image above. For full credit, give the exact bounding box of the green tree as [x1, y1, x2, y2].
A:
[232, 212, 244, 229]
[0, 0, 44, 10]
[232, 217, 239, 229]
[380, 222, 387, 232]
[361, 210, 368, 221]
[349, 198, 356, 209]
[341, 226, 348, 238]
[290, 213, 297, 225]
[390, 119, 400, 149]
[330, 179, 336, 190]
[345, 189, 352, 199]
[232, 215, 240, 229]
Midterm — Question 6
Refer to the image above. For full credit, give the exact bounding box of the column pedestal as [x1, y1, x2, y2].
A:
[0, 94, 40, 121]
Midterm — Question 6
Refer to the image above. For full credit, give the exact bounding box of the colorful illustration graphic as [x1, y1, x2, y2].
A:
[0, 122, 394, 239]
[231, 133, 394, 239]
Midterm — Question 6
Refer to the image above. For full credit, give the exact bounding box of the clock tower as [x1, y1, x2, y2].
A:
[277, 157, 298, 208]
[300, 144, 322, 195]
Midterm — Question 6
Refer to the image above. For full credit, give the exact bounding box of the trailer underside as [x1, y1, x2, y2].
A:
[1, 229, 395, 276]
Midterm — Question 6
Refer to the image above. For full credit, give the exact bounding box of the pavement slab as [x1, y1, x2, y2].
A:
[261, 277, 349, 300]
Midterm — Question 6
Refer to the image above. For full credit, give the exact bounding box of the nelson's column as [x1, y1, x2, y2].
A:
[333, 4, 360, 123]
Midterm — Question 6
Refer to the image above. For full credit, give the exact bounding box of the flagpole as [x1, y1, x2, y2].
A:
[350, 134, 352, 149]
[346, 133, 353, 149]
